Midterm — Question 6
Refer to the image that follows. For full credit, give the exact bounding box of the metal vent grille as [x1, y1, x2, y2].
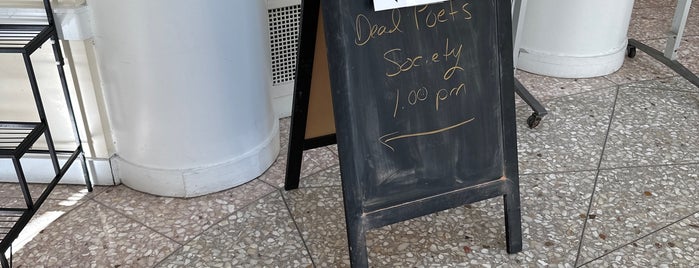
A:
[268, 4, 301, 85]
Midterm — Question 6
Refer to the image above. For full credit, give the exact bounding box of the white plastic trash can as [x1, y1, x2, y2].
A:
[517, 0, 635, 78]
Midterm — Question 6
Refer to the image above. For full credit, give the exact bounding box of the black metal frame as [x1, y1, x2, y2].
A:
[625, 0, 699, 87]
[1, 1, 92, 266]
[515, 79, 548, 128]
[511, 0, 547, 129]
[627, 39, 699, 87]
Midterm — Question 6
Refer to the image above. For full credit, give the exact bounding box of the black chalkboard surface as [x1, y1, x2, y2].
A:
[295, 0, 523, 266]
[330, 0, 506, 212]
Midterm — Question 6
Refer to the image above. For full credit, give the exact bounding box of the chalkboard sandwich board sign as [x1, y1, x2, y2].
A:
[286, 0, 522, 266]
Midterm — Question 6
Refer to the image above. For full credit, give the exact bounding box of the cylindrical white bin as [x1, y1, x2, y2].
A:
[517, 0, 635, 78]
[88, 0, 279, 197]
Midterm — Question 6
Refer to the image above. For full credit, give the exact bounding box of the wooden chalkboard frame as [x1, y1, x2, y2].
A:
[284, 0, 336, 191]
[286, 0, 522, 266]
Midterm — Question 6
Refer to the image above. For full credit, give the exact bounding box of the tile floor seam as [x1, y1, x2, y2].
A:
[602, 75, 620, 86]
[280, 189, 318, 268]
[293, 185, 342, 190]
[185, 188, 280, 244]
[514, 84, 619, 112]
[0, 187, 94, 222]
[151, 249, 179, 268]
[296, 164, 342, 188]
[596, 161, 699, 172]
[618, 81, 699, 92]
[627, 86, 699, 93]
[150, 239, 187, 268]
[259, 177, 281, 190]
[327, 146, 340, 157]
[264, 161, 342, 190]
[0, 188, 97, 203]
[147, 189, 280, 268]
[605, 75, 676, 91]
[619, 75, 679, 84]
[90, 198, 183, 247]
[84, 187, 104, 201]
[519, 168, 600, 177]
[8, 192, 98, 250]
[603, 75, 682, 87]
[608, 84, 699, 168]
[260, 162, 340, 190]
[50, 194, 92, 218]
[575, 209, 699, 267]
[618, 85, 699, 94]
[299, 162, 340, 184]
[574, 85, 621, 267]
[83, 185, 116, 203]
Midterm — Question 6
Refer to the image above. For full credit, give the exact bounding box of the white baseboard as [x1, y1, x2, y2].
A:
[272, 91, 293, 118]
[271, 80, 294, 118]
[0, 156, 115, 186]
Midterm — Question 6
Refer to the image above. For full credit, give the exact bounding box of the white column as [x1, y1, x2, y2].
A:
[518, 0, 635, 78]
[88, 0, 279, 197]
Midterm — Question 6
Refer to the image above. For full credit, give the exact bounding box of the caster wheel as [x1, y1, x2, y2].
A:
[527, 113, 542, 129]
[627, 45, 637, 58]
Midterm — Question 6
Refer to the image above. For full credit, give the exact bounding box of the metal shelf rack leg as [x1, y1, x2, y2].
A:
[626, 0, 699, 87]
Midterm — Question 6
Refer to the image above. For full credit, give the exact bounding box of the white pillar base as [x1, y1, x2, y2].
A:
[113, 120, 279, 198]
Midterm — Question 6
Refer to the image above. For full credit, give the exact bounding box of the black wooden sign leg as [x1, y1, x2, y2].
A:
[0, 254, 9, 268]
[285, 115, 307, 190]
[284, 0, 321, 191]
[346, 215, 369, 267]
[503, 186, 523, 253]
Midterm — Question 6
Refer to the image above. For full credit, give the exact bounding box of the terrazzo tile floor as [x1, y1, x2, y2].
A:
[3, 1, 699, 267]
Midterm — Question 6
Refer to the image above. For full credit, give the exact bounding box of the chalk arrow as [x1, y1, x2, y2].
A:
[378, 117, 475, 151]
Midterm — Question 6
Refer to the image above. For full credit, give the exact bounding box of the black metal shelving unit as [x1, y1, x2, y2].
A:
[0, 1, 92, 267]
